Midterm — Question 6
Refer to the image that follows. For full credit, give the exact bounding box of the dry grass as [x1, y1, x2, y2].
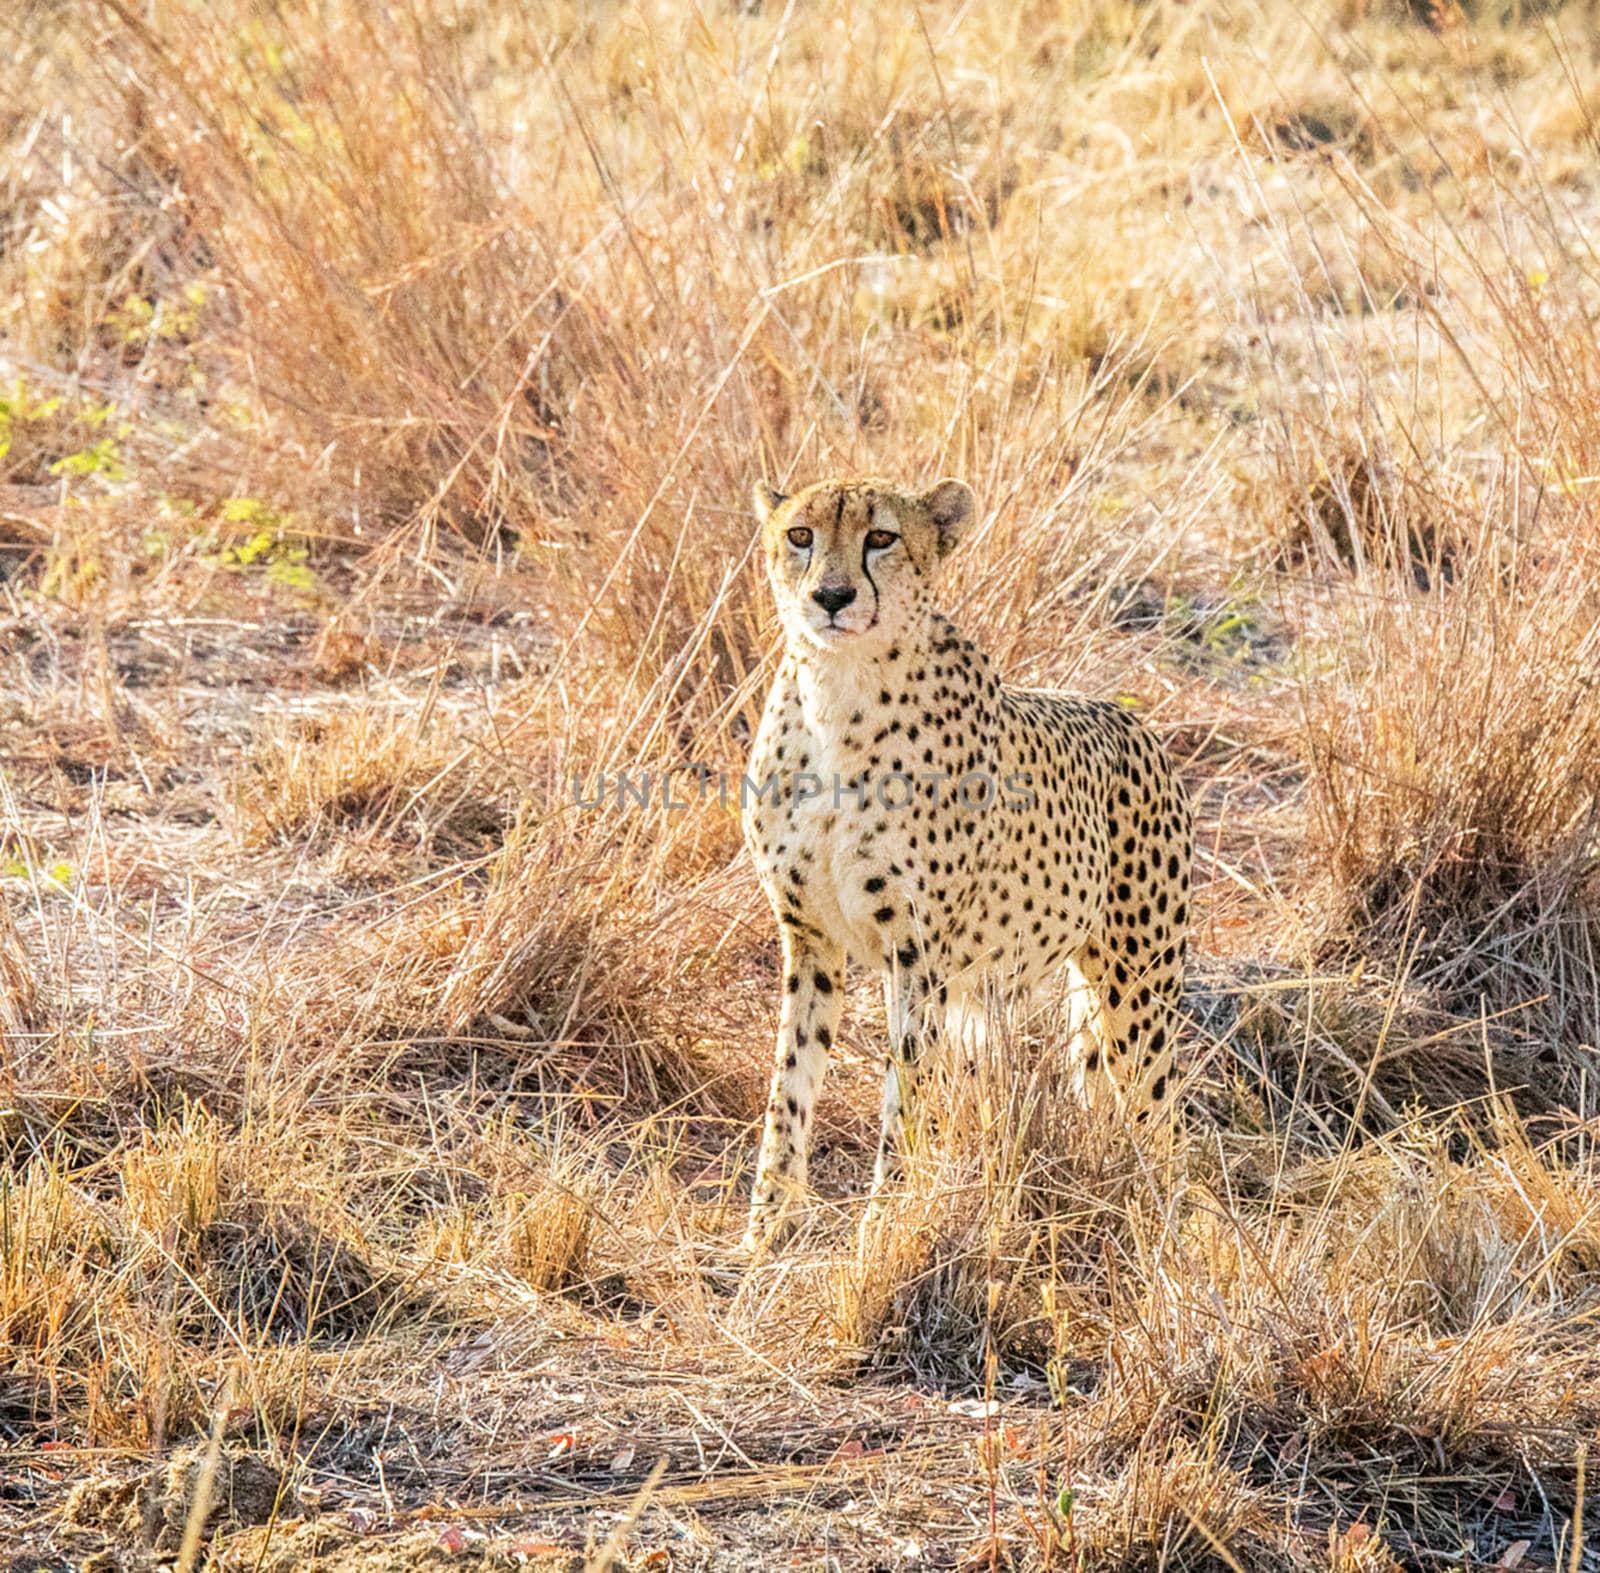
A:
[6, 0, 1600, 1567]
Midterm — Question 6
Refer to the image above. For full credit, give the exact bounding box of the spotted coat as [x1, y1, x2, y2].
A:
[741, 477, 1192, 1248]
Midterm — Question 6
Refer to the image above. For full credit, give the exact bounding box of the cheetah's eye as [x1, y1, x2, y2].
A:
[786, 527, 814, 549]
[864, 529, 898, 551]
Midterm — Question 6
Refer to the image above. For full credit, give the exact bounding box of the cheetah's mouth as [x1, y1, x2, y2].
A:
[806, 607, 878, 643]
[808, 619, 873, 646]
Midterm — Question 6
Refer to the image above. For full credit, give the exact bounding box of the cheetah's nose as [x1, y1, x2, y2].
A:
[812, 584, 857, 616]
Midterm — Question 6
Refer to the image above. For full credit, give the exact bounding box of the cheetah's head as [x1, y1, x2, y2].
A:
[752, 476, 975, 656]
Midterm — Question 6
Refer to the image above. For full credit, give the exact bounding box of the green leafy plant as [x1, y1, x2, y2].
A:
[202, 498, 318, 595]
[105, 282, 209, 346]
[49, 436, 126, 482]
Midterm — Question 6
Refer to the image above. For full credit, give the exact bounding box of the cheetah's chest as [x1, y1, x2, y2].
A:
[751, 659, 1010, 959]
[792, 781, 890, 959]
[745, 666, 944, 962]
[747, 740, 907, 965]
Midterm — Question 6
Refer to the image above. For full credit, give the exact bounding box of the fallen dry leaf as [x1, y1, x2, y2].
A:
[947, 1398, 1000, 1419]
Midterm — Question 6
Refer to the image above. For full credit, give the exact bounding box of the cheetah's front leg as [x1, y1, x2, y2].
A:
[743, 934, 845, 1250]
[871, 963, 943, 1195]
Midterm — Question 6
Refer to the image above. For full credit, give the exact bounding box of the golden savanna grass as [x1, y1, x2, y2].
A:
[4, 0, 1600, 1566]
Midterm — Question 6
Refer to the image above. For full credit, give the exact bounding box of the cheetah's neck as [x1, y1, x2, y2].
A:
[790, 609, 944, 744]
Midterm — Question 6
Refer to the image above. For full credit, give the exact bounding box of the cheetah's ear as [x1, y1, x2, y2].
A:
[923, 478, 975, 558]
[752, 481, 788, 523]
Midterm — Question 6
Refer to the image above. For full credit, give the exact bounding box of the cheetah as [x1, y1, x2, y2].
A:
[741, 476, 1192, 1250]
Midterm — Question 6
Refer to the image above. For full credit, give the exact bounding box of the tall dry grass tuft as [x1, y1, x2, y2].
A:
[828, 1004, 1162, 1383]
[89, 0, 567, 540]
[1303, 531, 1600, 1057]
[233, 707, 508, 864]
[0, 1163, 115, 1377]
[0, 901, 33, 1040]
[118, 1105, 417, 1346]
[1083, 1113, 1600, 1564]
[410, 1107, 619, 1300]
[429, 809, 758, 1118]
[1233, 44, 1600, 1071]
